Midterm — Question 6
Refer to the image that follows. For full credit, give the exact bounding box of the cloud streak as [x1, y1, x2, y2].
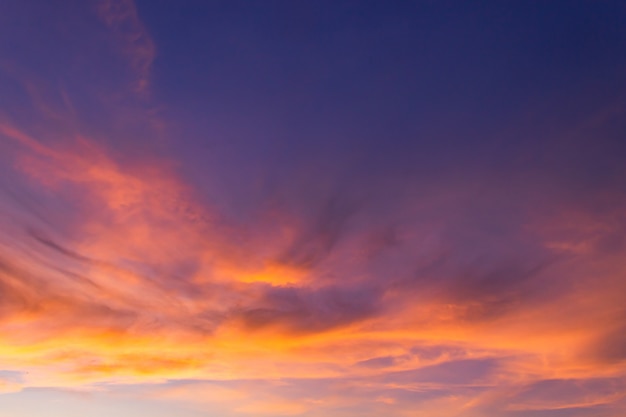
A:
[96, 0, 156, 96]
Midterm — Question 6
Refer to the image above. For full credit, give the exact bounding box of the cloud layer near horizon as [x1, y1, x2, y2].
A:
[1, 1, 626, 416]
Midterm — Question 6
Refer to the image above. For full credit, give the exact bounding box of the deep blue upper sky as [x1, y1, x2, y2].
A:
[130, 0, 626, 218]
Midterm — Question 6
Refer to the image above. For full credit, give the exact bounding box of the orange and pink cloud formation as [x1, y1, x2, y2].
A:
[1, 0, 626, 416]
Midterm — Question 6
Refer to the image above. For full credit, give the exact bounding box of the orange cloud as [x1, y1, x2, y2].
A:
[2, 123, 626, 410]
[1, 2, 625, 415]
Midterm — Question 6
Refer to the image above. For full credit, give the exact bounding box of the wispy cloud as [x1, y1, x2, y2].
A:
[96, 0, 156, 97]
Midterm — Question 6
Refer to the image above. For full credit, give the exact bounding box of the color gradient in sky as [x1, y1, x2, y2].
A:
[1, 1, 626, 416]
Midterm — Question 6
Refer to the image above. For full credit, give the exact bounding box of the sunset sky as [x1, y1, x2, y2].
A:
[1, 1, 626, 416]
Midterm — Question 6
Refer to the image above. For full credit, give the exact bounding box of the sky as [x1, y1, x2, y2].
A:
[1, 0, 626, 416]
